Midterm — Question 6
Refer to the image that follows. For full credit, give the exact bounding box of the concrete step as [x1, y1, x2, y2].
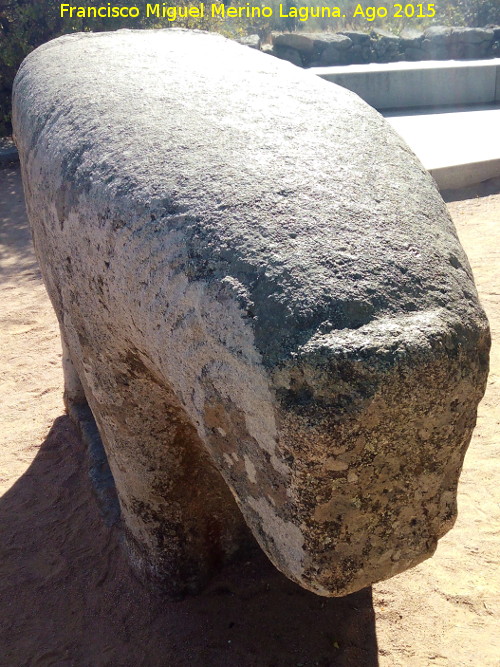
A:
[311, 58, 500, 110]
[384, 104, 500, 189]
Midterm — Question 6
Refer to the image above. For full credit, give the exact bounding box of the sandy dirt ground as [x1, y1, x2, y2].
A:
[0, 165, 498, 666]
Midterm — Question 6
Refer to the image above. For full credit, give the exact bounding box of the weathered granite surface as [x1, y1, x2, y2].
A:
[13, 29, 489, 597]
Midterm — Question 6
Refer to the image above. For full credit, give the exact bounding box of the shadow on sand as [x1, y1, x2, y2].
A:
[0, 414, 378, 666]
[0, 166, 42, 284]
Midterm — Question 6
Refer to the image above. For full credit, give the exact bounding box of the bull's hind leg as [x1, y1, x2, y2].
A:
[60, 327, 121, 526]
[60, 330, 251, 596]
[60, 327, 87, 410]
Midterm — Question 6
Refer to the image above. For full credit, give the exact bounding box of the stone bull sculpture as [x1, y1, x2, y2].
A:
[13, 29, 489, 597]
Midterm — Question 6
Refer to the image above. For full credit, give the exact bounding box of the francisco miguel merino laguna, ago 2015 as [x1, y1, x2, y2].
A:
[59, 3, 438, 22]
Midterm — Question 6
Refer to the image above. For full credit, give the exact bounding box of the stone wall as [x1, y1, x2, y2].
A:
[259, 26, 500, 68]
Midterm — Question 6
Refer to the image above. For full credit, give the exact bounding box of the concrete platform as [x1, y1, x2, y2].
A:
[384, 104, 500, 189]
[311, 59, 500, 110]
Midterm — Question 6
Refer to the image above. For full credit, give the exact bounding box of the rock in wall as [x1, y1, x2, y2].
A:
[269, 26, 500, 67]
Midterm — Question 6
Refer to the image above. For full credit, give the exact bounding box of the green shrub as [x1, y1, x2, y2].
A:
[0, 0, 146, 134]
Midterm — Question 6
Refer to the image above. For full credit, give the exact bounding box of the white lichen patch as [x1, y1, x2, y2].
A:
[248, 496, 305, 576]
[325, 457, 349, 472]
[244, 455, 257, 484]
[223, 453, 234, 467]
